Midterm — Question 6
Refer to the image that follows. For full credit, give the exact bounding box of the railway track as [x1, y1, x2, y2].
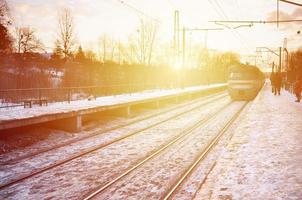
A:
[163, 101, 248, 200]
[0, 92, 229, 190]
[0, 92, 226, 165]
[83, 101, 246, 200]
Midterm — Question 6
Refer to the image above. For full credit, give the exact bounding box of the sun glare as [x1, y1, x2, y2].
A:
[2, 1, 302, 200]
[173, 60, 182, 70]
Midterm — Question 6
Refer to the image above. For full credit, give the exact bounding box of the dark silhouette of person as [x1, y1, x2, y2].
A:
[294, 77, 302, 102]
[270, 72, 276, 93]
[274, 72, 282, 95]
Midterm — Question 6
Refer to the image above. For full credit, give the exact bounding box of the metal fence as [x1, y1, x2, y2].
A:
[0, 83, 177, 109]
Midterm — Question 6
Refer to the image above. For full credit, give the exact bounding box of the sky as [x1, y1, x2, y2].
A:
[7, 0, 302, 69]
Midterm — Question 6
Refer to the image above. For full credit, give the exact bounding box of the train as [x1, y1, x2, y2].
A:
[227, 64, 265, 100]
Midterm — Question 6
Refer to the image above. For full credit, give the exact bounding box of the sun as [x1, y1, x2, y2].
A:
[172, 60, 182, 70]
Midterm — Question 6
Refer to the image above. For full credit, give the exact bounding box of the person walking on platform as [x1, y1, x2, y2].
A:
[270, 72, 276, 93]
[274, 72, 282, 96]
[294, 77, 302, 102]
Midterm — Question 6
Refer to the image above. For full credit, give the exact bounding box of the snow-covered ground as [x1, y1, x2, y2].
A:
[2, 82, 300, 200]
[194, 83, 302, 200]
[0, 84, 226, 121]
[0, 94, 228, 189]
[0, 92, 225, 162]
[94, 102, 245, 200]
[0, 96, 231, 200]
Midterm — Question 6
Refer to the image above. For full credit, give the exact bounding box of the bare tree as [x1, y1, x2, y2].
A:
[75, 45, 85, 62]
[85, 49, 97, 62]
[57, 8, 75, 58]
[99, 34, 107, 62]
[0, 0, 13, 53]
[128, 20, 158, 65]
[52, 39, 63, 59]
[117, 37, 135, 64]
[109, 37, 116, 61]
[98, 34, 116, 63]
[145, 21, 158, 66]
[0, 0, 10, 25]
[128, 34, 141, 63]
[15, 27, 44, 53]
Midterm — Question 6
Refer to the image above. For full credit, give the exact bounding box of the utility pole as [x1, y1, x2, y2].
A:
[174, 27, 223, 86]
[277, 0, 279, 28]
[178, 27, 223, 68]
[257, 46, 283, 72]
[279, 46, 282, 72]
[182, 28, 223, 85]
[141, 19, 145, 65]
[174, 10, 180, 63]
[179, 27, 223, 68]
[181, 26, 186, 88]
[103, 35, 106, 63]
[283, 38, 288, 72]
[184, 28, 223, 49]
[246, 55, 258, 66]
[118, 39, 121, 65]
[173, 10, 182, 88]
[182, 26, 186, 69]
[204, 30, 208, 49]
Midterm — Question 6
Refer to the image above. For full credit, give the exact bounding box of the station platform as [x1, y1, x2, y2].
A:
[0, 84, 226, 132]
[195, 83, 302, 199]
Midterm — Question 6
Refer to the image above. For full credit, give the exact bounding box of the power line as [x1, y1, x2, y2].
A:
[277, 0, 280, 27]
[207, 0, 250, 50]
[210, 19, 302, 24]
[116, 0, 160, 23]
[213, 22, 253, 29]
[184, 28, 223, 31]
[183, 27, 224, 49]
[279, 0, 302, 7]
[209, 0, 228, 20]
[210, 0, 249, 47]
[166, 0, 178, 10]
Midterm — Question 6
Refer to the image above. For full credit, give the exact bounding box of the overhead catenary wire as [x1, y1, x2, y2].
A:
[213, 0, 251, 48]
[210, 19, 302, 24]
[210, 0, 251, 49]
[279, 0, 302, 7]
[116, 0, 161, 23]
[207, 0, 250, 50]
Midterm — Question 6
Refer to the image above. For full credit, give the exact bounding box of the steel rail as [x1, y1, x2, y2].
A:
[163, 101, 249, 200]
[0, 93, 228, 190]
[2, 92, 226, 165]
[82, 102, 233, 200]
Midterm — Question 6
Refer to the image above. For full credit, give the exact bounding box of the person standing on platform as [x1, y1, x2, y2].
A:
[294, 77, 302, 102]
[270, 72, 276, 94]
[274, 72, 282, 96]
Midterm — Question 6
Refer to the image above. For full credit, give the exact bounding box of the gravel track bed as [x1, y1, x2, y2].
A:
[0, 94, 226, 187]
[0, 97, 230, 199]
[0, 92, 225, 165]
[92, 102, 244, 200]
[171, 101, 250, 200]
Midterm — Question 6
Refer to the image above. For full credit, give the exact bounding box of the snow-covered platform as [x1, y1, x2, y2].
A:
[195, 83, 302, 199]
[0, 84, 226, 132]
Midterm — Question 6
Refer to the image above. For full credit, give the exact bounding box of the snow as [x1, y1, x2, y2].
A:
[194, 83, 302, 200]
[0, 95, 227, 188]
[0, 96, 231, 200]
[170, 100, 251, 200]
[0, 84, 226, 122]
[2, 82, 300, 199]
[94, 102, 244, 200]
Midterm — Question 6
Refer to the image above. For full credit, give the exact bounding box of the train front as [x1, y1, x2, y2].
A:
[227, 65, 263, 100]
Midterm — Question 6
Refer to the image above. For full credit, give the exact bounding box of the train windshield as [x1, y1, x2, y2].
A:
[229, 72, 257, 80]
